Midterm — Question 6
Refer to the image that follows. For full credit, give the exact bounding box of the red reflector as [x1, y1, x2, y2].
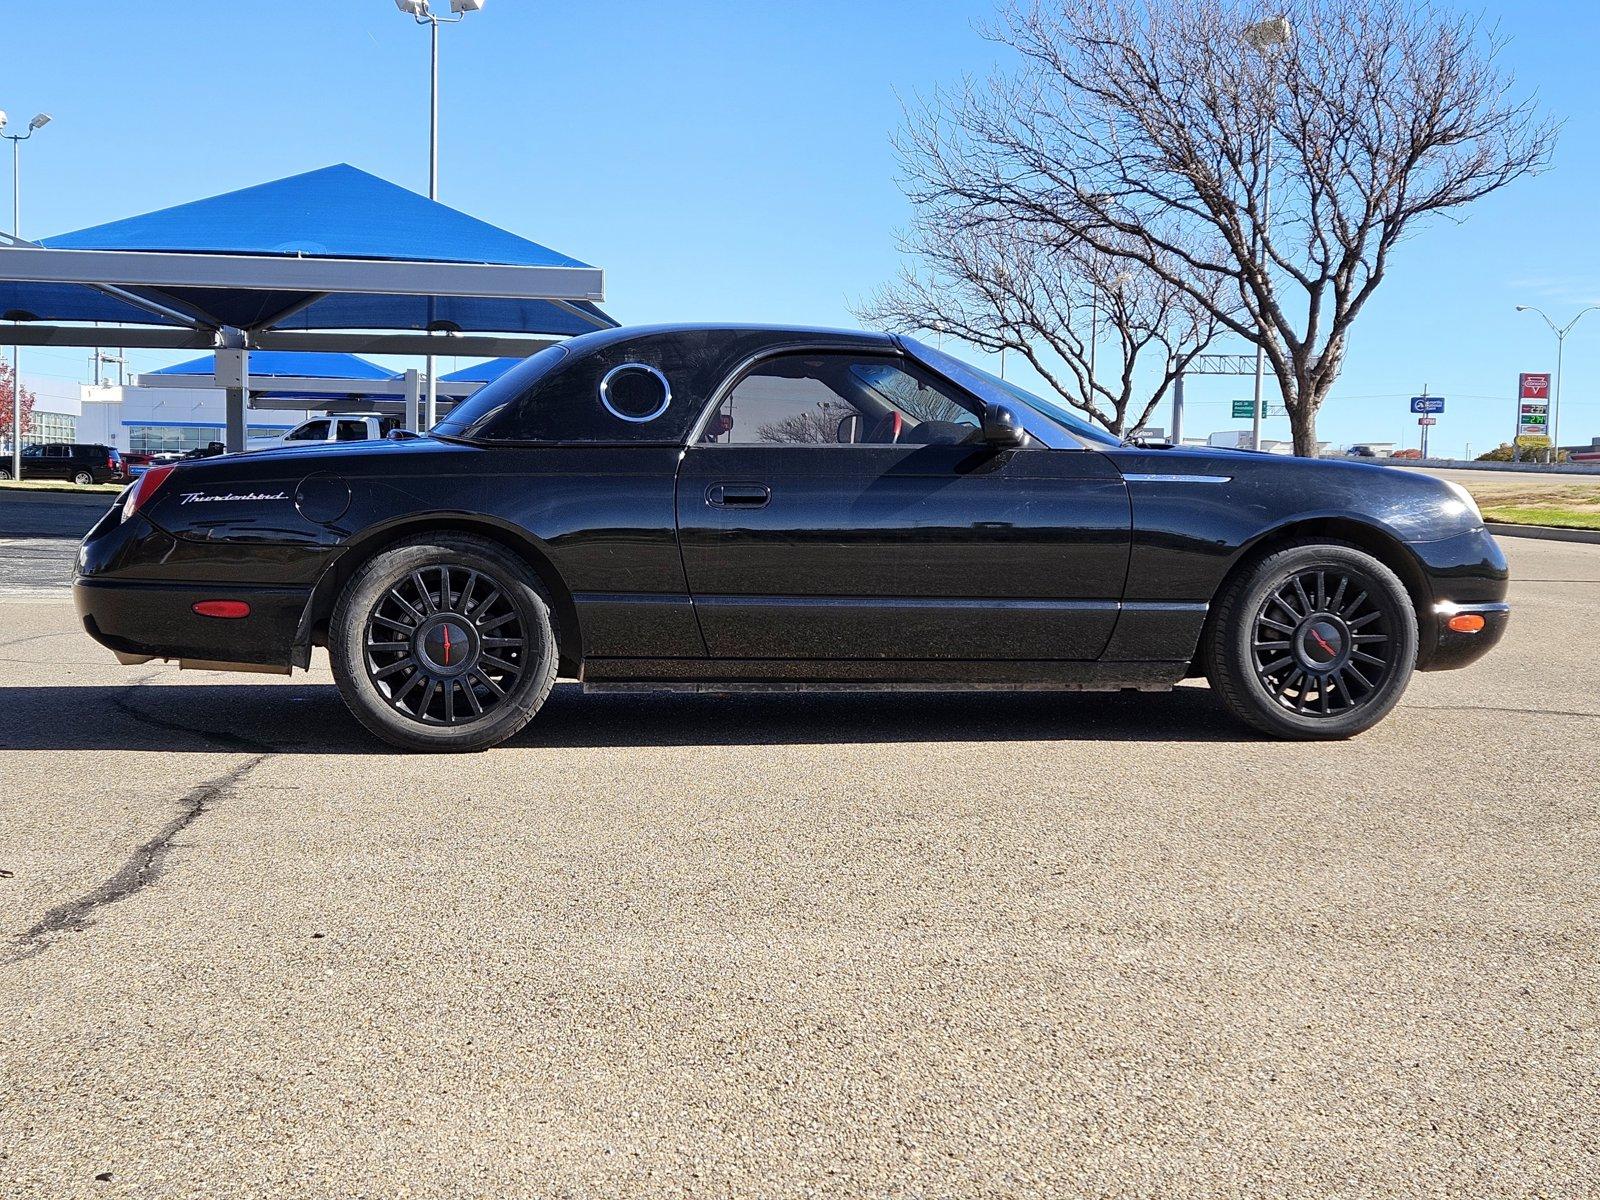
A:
[193, 600, 251, 619]
[1447, 613, 1486, 633]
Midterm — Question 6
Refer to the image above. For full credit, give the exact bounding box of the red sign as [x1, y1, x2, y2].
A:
[1520, 372, 1551, 399]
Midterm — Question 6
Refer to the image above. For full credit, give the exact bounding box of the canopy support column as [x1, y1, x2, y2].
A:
[403, 368, 421, 432]
[215, 329, 249, 454]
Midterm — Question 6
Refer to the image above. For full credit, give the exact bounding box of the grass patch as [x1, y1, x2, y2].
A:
[1483, 505, 1600, 531]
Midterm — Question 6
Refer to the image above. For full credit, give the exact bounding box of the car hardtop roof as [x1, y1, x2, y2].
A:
[559, 323, 899, 358]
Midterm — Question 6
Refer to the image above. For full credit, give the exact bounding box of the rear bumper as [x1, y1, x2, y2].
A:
[74, 577, 310, 670]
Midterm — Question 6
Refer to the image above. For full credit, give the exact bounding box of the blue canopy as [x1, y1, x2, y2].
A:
[148, 350, 403, 401]
[439, 356, 523, 385]
[151, 351, 398, 381]
[9, 164, 615, 336]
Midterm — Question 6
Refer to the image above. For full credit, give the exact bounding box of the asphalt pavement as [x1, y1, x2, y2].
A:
[1, 492, 1596, 1198]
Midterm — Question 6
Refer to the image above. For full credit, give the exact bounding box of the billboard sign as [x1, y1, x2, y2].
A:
[1518, 372, 1551, 439]
[1417, 416, 1438, 427]
[1410, 396, 1444, 414]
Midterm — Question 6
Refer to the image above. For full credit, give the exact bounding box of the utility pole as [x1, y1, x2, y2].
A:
[396, 0, 486, 431]
[2, 110, 52, 480]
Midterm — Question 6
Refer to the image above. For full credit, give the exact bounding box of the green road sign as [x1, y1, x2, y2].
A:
[1232, 400, 1258, 419]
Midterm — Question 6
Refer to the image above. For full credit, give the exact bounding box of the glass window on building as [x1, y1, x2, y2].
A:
[20, 410, 78, 446]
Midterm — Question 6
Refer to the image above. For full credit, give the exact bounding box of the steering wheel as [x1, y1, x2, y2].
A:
[866, 411, 904, 445]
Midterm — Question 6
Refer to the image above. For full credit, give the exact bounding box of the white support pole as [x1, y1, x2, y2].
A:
[216, 338, 249, 454]
[1171, 370, 1185, 446]
[403, 367, 421, 433]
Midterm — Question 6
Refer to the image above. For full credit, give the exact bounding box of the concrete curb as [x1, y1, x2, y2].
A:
[1488, 522, 1600, 546]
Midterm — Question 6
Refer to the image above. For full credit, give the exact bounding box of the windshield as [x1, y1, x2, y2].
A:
[900, 338, 1122, 447]
[431, 344, 569, 438]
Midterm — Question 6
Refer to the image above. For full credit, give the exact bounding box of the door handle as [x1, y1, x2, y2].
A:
[705, 482, 771, 508]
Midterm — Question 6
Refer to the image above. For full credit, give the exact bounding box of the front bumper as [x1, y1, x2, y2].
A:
[1410, 527, 1511, 672]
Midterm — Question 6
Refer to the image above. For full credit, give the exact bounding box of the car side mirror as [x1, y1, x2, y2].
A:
[981, 403, 1027, 447]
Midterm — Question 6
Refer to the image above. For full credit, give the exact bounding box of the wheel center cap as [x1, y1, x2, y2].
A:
[1297, 615, 1348, 669]
[416, 616, 478, 676]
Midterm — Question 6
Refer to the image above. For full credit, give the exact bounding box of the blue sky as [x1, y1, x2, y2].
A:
[9, 0, 1600, 456]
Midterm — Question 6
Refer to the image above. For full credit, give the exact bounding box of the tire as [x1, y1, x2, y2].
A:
[1204, 541, 1418, 739]
[0, 466, 11, 480]
[73, 471, 95, 485]
[329, 534, 560, 752]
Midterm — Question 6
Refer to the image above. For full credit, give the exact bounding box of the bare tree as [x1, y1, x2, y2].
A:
[894, 0, 1556, 454]
[859, 217, 1225, 436]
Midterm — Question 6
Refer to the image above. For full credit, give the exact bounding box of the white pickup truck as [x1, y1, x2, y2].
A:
[246, 413, 401, 452]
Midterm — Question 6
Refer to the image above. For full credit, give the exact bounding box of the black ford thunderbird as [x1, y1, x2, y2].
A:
[74, 325, 1509, 751]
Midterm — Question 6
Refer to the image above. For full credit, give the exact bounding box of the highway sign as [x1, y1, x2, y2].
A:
[1410, 396, 1444, 414]
[1231, 399, 1256, 419]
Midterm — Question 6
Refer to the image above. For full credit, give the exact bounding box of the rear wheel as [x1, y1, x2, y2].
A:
[329, 535, 559, 751]
[1205, 542, 1417, 739]
[73, 470, 95, 485]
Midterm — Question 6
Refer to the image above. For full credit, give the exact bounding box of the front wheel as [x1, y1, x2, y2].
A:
[73, 470, 95, 485]
[1205, 542, 1418, 739]
[0, 466, 12, 480]
[329, 535, 559, 751]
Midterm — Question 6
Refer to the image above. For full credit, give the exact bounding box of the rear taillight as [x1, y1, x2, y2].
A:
[122, 463, 176, 523]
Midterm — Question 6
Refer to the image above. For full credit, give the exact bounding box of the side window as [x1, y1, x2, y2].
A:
[335, 419, 369, 442]
[47, 444, 70, 459]
[285, 419, 330, 442]
[21, 445, 43, 459]
[703, 354, 981, 446]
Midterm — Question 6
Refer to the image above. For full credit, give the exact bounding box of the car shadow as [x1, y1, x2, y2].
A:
[0, 680, 1242, 753]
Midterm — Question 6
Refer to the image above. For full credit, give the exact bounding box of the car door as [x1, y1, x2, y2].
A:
[675, 350, 1130, 661]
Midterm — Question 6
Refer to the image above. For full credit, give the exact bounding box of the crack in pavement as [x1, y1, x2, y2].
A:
[5, 754, 268, 965]
[4, 671, 287, 965]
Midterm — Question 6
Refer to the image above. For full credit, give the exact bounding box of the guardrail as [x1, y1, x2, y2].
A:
[1380, 457, 1600, 476]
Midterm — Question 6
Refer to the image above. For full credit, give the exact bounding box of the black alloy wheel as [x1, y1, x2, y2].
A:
[1250, 567, 1394, 718]
[1205, 541, 1418, 739]
[331, 535, 559, 752]
[363, 564, 529, 727]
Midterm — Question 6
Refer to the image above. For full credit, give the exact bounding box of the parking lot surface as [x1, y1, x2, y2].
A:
[1, 495, 1596, 1198]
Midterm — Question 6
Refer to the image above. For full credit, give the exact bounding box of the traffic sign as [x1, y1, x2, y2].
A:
[1410, 396, 1444, 414]
[1232, 399, 1256, 419]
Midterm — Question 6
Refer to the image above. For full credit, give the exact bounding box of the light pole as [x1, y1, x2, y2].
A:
[1516, 304, 1596, 462]
[395, 0, 485, 429]
[2, 110, 50, 482]
[1242, 16, 1291, 452]
[1088, 271, 1132, 389]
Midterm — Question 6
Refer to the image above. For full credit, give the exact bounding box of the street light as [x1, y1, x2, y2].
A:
[1088, 270, 1133, 387]
[394, 0, 486, 429]
[1242, 15, 1291, 452]
[1516, 304, 1597, 462]
[3, 109, 52, 483]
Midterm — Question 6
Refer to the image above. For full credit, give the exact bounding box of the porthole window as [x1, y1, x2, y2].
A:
[599, 363, 672, 423]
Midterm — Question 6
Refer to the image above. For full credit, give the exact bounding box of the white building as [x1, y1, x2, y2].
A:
[76, 383, 309, 456]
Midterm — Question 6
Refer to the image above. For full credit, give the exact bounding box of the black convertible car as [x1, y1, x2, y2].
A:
[74, 325, 1508, 751]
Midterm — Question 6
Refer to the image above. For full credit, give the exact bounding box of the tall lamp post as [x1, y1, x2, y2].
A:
[395, 0, 486, 429]
[1516, 304, 1596, 462]
[1242, 16, 1291, 452]
[2, 110, 51, 482]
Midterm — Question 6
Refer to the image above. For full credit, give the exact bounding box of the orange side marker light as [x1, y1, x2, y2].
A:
[1447, 613, 1485, 634]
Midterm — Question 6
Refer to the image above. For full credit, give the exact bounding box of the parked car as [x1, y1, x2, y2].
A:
[75, 325, 1509, 751]
[1, 442, 123, 485]
[247, 413, 400, 452]
[1347, 445, 1378, 458]
[117, 450, 155, 481]
[1391, 448, 1423, 460]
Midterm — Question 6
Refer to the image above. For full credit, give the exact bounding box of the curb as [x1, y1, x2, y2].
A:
[1488, 522, 1600, 546]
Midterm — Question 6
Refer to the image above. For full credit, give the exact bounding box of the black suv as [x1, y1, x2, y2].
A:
[1, 442, 124, 485]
